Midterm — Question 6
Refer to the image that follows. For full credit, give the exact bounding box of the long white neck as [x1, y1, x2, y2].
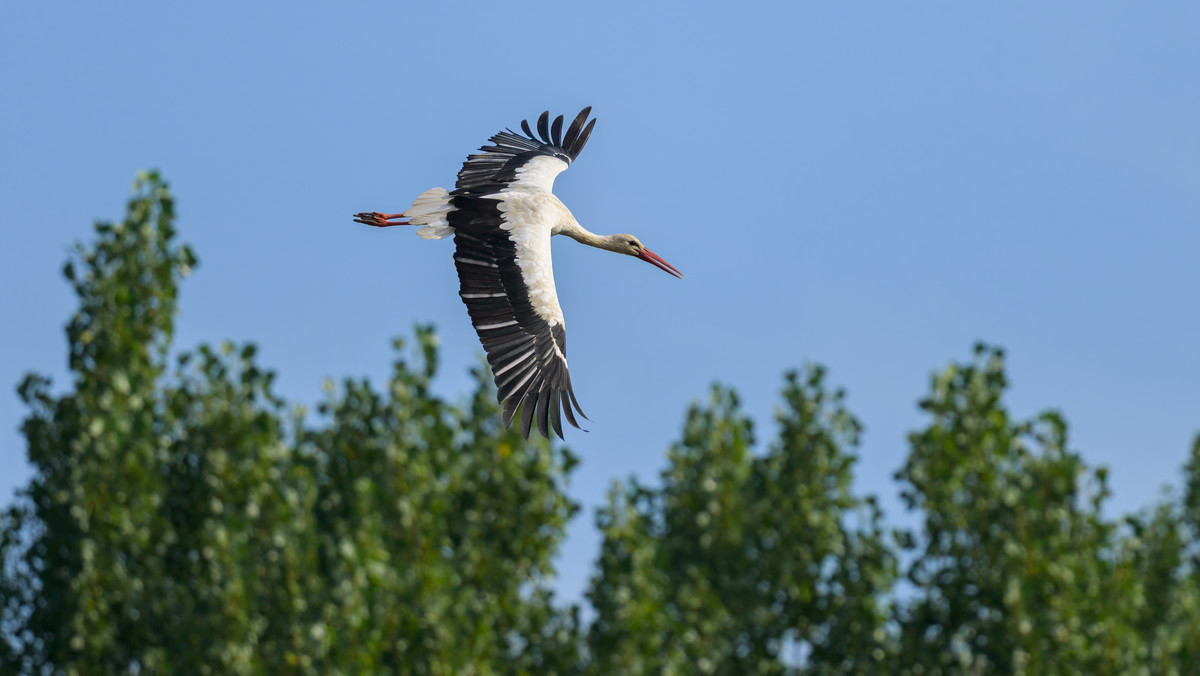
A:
[555, 217, 623, 253]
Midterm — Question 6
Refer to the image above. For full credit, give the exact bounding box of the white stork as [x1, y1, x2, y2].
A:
[353, 107, 683, 440]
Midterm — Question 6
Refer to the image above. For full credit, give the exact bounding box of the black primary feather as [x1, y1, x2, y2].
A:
[446, 197, 587, 439]
[551, 114, 564, 147]
[455, 107, 596, 191]
[569, 119, 596, 161]
[561, 107, 591, 152]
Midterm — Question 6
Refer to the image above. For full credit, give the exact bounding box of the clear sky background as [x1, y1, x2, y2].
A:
[3, 2, 1198, 606]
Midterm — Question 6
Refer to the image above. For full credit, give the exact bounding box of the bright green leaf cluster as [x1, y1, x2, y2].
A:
[587, 372, 895, 675]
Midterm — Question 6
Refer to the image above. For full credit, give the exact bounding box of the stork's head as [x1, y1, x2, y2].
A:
[613, 234, 684, 279]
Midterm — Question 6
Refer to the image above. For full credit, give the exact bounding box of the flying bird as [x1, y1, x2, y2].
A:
[353, 107, 682, 440]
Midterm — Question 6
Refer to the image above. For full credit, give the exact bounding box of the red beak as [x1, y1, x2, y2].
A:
[636, 248, 684, 278]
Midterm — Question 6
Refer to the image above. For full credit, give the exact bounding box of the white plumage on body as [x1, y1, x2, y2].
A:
[496, 193, 570, 328]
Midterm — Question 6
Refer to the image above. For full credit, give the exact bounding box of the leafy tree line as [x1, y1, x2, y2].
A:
[1, 173, 1197, 674]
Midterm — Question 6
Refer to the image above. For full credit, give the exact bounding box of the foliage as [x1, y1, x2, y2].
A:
[2, 174, 1198, 674]
[892, 346, 1200, 675]
[0, 173, 580, 675]
[586, 374, 894, 674]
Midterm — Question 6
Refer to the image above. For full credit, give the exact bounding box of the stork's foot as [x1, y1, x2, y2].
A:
[353, 212, 410, 227]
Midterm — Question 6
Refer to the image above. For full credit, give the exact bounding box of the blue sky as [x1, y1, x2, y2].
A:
[3, 2, 1198, 605]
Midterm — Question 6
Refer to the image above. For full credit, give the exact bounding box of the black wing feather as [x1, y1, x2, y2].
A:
[535, 388, 552, 439]
[455, 107, 597, 190]
[520, 387, 537, 439]
[550, 115, 564, 147]
[549, 386, 564, 439]
[569, 119, 596, 161]
[558, 391, 575, 430]
[561, 107, 591, 154]
[448, 196, 586, 439]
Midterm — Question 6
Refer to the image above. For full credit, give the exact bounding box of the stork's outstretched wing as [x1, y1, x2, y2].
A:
[354, 106, 636, 440]
[448, 194, 586, 439]
[455, 107, 596, 191]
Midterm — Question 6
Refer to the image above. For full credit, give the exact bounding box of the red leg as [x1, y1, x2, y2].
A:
[353, 212, 410, 227]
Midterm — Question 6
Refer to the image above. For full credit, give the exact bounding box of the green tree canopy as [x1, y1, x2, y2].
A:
[893, 346, 1200, 674]
[0, 173, 580, 675]
[586, 374, 894, 675]
[2, 173, 1198, 675]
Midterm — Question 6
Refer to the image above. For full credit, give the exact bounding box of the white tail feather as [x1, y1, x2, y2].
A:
[405, 187, 451, 223]
[405, 187, 455, 240]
